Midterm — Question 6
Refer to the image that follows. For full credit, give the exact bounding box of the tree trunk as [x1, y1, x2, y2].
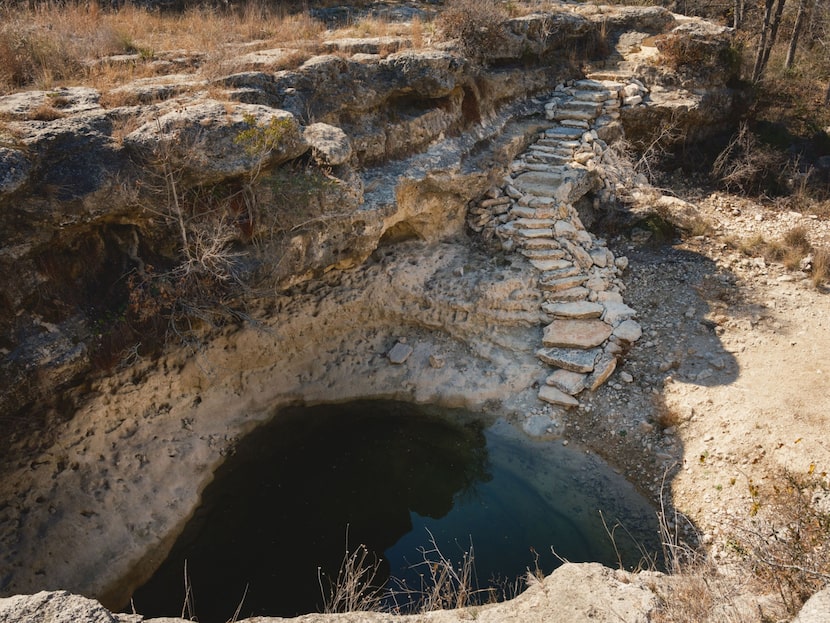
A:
[784, 0, 811, 70]
[753, 0, 776, 81]
[733, 0, 743, 28]
[753, 0, 787, 81]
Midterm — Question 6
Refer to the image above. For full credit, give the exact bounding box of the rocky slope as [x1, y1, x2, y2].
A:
[0, 2, 776, 620]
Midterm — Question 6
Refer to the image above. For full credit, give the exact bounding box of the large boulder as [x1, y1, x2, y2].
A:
[123, 101, 308, 184]
[0, 591, 140, 623]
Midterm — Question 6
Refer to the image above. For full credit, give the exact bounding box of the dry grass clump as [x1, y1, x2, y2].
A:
[328, 16, 415, 40]
[726, 470, 830, 616]
[648, 469, 830, 623]
[437, 0, 507, 60]
[733, 226, 828, 286]
[0, 1, 327, 94]
[0, 2, 128, 92]
[812, 247, 830, 287]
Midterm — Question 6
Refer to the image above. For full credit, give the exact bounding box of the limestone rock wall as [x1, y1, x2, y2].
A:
[0, 0, 741, 466]
[0, 5, 742, 611]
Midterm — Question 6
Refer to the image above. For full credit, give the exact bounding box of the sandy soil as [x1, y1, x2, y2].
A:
[565, 189, 830, 558]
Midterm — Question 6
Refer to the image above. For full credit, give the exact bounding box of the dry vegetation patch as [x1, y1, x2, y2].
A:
[0, 1, 328, 94]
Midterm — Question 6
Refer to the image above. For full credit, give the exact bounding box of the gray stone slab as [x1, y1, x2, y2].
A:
[587, 354, 618, 390]
[536, 347, 601, 373]
[602, 301, 637, 325]
[538, 384, 580, 408]
[531, 258, 573, 272]
[539, 274, 586, 292]
[544, 286, 589, 302]
[546, 368, 588, 395]
[543, 319, 613, 349]
[387, 342, 413, 364]
[613, 319, 643, 343]
[521, 248, 566, 261]
[542, 301, 604, 319]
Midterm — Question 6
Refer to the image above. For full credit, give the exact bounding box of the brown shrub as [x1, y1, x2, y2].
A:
[30, 103, 65, 121]
[811, 247, 830, 287]
[727, 470, 830, 616]
[437, 0, 507, 61]
[713, 123, 790, 195]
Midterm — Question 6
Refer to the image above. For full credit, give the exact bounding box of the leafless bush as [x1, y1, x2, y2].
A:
[397, 530, 496, 612]
[727, 470, 830, 615]
[812, 247, 830, 287]
[437, 0, 508, 60]
[318, 539, 385, 614]
[713, 123, 789, 194]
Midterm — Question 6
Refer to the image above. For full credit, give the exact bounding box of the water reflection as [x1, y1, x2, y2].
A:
[129, 402, 659, 622]
[130, 401, 492, 621]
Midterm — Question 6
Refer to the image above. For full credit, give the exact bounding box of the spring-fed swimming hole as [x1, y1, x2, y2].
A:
[129, 400, 661, 622]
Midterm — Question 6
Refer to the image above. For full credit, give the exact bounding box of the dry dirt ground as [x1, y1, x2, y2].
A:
[566, 188, 830, 560]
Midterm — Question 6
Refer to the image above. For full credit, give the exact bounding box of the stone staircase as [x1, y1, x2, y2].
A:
[467, 77, 649, 408]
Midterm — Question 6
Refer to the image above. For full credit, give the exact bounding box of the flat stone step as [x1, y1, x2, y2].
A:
[512, 170, 566, 195]
[522, 238, 561, 250]
[552, 108, 600, 122]
[542, 301, 604, 319]
[576, 78, 624, 91]
[527, 196, 557, 208]
[546, 368, 588, 395]
[531, 258, 573, 272]
[520, 248, 566, 260]
[538, 384, 579, 408]
[560, 119, 591, 129]
[510, 205, 537, 219]
[536, 346, 601, 373]
[544, 286, 589, 301]
[518, 227, 555, 239]
[537, 138, 580, 150]
[539, 274, 586, 292]
[572, 89, 612, 102]
[529, 143, 565, 154]
[557, 100, 602, 116]
[542, 319, 612, 349]
[540, 265, 581, 281]
[544, 126, 584, 140]
[527, 152, 571, 166]
[528, 205, 562, 219]
[514, 217, 556, 229]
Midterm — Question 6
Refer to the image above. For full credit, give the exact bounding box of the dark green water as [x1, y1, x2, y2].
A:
[128, 401, 660, 622]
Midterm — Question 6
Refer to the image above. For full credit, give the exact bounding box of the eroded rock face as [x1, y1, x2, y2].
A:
[0, 564, 664, 623]
[0, 3, 742, 616]
[123, 102, 309, 184]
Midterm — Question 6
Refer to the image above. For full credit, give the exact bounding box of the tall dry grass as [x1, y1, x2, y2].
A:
[0, 1, 327, 94]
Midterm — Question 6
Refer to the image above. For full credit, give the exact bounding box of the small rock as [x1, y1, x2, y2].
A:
[387, 342, 413, 364]
[613, 319, 642, 343]
[303, 122, 352, 165]
[539, 385, 580, 408]
[546, 369, 587, 395]
[619, 371, 633, 383]
[429, 355, 445, 369]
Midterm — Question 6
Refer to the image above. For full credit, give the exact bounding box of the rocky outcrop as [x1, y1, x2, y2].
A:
[0, 2, 742, 617]
[0, 564, 663, 623]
